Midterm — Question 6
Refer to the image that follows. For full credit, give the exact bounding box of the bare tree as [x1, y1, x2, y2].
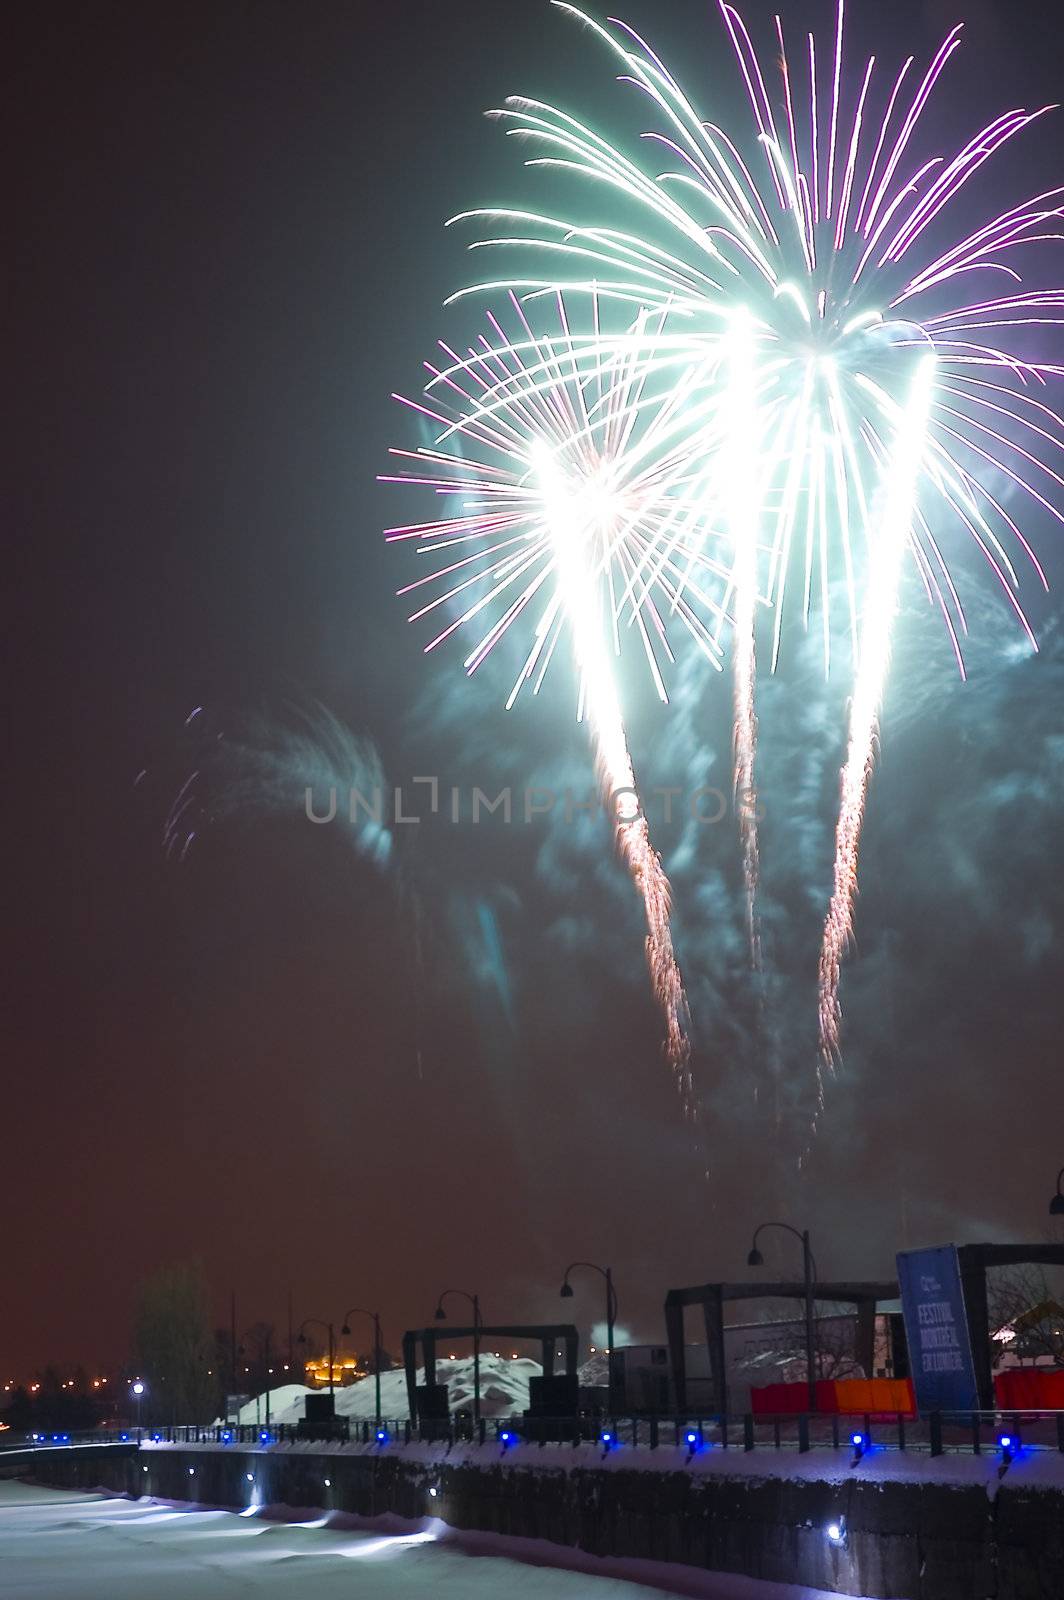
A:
[988, 1264, 1064, 1368]
[131, 1262, 218, 1424]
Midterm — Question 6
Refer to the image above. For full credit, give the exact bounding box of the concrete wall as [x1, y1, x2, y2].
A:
[30, 1445, 1064, 1600]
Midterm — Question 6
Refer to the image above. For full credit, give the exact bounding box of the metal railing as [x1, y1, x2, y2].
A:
[8, 1409, 1064, 1456]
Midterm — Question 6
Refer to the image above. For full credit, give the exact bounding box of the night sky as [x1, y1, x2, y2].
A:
[6, 0, 1064, 1379]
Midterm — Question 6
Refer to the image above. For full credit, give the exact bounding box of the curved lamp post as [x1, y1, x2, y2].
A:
[434, 1290, 481, 1425]
[748, 1223, 818, 1412]
[1051, 1169, 1064, 1218]
[342, 1308, 384, 1425]
[297, 1318, 336, 1399]
[560, 1262, 617, 1413]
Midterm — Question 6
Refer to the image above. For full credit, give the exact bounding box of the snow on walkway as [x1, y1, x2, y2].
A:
[0, 1482, 863, 1600]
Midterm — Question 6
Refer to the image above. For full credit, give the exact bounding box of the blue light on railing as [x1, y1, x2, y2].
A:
[500, 1429, 517, 1448]
[375, 1428, 389, 1444]
[600, 1430, 615, 1450]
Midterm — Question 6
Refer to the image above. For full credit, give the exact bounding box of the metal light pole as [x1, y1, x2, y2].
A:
[434, 1290, 481, 1426]
[1050, 1168, 1064, 1217]
[131, 1380, 145, 1434]
[748, 1222, 818, 1412]
[342, 1308, 384, 1426]
[560, 1261, 618, 1414]
[297, 1318, 336, 1398]
[229, 1291, 238, 1425]
[239, 1327, 273, 1433]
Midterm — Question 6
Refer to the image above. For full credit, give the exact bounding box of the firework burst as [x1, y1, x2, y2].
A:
[444, 0, 1063, 1094]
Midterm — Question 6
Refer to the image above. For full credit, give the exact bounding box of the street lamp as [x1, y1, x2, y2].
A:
[434, 1290, 481, 1426]
[342, 1308, 384, 1426]
[238, 1327, 272, 1433]
[130, 1380, 146, 1433]
[297, 1319, 336, 1399]
[1050, 1168, 1064, 1217]
[748, 1223, 818, 1412]
[560, 1262, 618, 1414]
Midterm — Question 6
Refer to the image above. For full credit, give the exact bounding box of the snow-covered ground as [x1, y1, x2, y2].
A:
[236, 1354, 538, 1426]
[0, 1483, 861, 1599]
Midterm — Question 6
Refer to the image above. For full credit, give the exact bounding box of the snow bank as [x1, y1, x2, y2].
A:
[233, 1355, 540, 1427]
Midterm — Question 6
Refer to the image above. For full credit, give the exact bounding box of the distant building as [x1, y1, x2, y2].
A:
[303, 1356, 367, 1388]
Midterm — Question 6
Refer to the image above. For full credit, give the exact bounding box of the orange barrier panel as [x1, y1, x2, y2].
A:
[833, 1377, 916, 1417]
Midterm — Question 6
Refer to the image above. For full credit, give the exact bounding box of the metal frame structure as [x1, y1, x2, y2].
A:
[957, 1242, 1064, 1408]
[664, 1280, 898, 1415]
[402, 1324, 579, 1421]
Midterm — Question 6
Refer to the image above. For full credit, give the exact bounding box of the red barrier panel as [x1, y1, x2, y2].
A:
[995, 1367, 1064, 1409]
[750, 1382, 807, 1415]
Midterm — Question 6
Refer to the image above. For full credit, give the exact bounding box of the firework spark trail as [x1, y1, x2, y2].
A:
[535, 442, 693, 1104]
[385, 296, 719, 1105]
[817, 354, 937, 1089]
[722, 314, 763, 974]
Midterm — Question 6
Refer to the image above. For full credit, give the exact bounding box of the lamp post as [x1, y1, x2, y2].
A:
[238, 1327, 272, 1433]
[342, 1308, 384, 1426]
[130, 1380, 145, 1434]
[747, 1223, 818, 1412]
[560, 1262, 618, 1414]
[1050, 1169, 1064, 1217]
[297, 1319, 336, 1399]
[434, 1290, 481, 1426]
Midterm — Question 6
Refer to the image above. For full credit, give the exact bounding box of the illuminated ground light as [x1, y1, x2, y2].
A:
[826, 1519, 847, 1547]
[850, 1430, 866, 1456]
[684, 1428, 704, 1453]
[375, 1428, 389, 1444]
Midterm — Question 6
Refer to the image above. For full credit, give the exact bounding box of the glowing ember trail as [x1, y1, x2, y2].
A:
[723, 313, 763, 973]
[817, 354, 937, 1088]
[535, 443, 693, 1105]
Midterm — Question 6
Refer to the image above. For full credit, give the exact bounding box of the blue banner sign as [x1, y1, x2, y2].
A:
[896, 1244, 979, 1414]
